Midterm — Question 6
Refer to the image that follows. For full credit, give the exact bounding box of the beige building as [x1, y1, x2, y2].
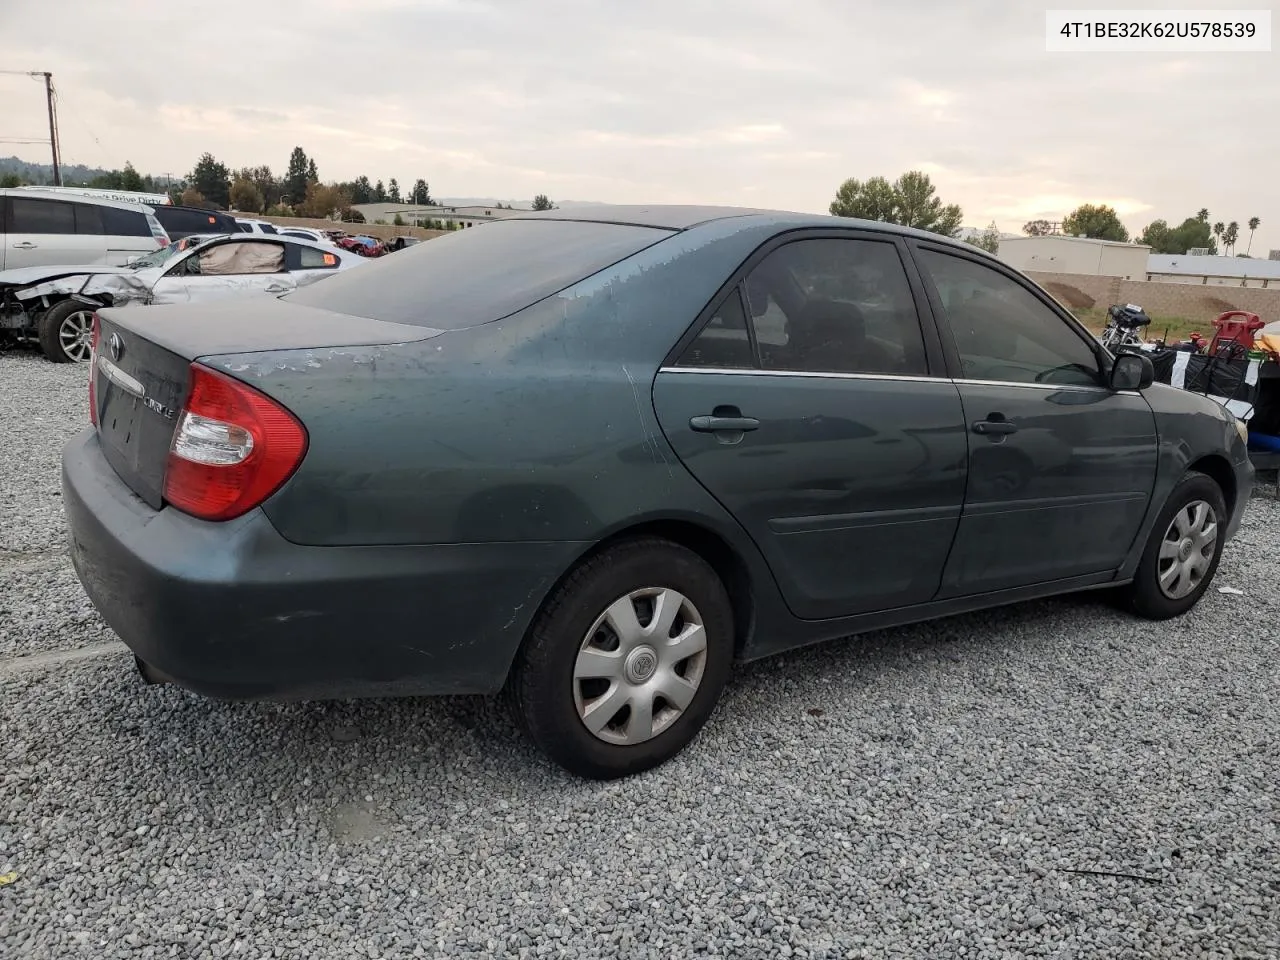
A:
[998, 236, 1151, 280]
[351, 203, 525, 228]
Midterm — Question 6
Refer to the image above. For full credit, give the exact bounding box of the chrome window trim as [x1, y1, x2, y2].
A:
[658, 367, 1137, 396]
[657, 366, 945, 384]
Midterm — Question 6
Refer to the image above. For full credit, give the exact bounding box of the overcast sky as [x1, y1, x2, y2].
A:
[1, 0, 1276, 250]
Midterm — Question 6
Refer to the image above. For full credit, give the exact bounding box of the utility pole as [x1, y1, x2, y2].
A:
[41, 72, 61, 185]
[1, 69, 62, 184]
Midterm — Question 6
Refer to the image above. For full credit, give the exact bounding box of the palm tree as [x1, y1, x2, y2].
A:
[1197, 208, 1210, 222]
[1225, 221, 1239, 256]
[1213, 221, 1224, 252]
[1247, 216, 1261, 255]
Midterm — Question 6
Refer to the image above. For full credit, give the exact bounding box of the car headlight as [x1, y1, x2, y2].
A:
[1233, 417, 1249, 445]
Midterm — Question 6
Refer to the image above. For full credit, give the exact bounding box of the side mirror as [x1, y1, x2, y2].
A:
[1110, 351, 1155, 391]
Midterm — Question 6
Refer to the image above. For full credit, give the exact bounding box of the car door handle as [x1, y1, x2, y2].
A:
[264, 283, 288, 293]
[11, 241, 36, 249]
[690, 415, 760, 433]
[972, 419, 1018, 436]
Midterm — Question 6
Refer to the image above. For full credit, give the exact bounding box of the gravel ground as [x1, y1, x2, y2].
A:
[2, 348, 1278, 958]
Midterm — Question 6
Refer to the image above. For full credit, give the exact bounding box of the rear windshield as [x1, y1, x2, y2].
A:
[284, 219, 673, 329]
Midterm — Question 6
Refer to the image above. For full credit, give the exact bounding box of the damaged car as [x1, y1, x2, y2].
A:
[0, 233, 366, 362]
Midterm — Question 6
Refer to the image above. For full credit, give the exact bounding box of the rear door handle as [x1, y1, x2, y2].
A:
[690, 415, 760, 433]
[12, 242, 36, 249]
[264, 283, 289, 293]
[972, 419, 1018, 436]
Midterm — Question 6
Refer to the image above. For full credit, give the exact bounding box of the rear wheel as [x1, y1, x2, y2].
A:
[509, 538, 733, 780]
[1121, 471, 1226, 620]
[37, 300, 95, 363]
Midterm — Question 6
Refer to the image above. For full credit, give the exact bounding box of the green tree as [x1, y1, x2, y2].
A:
[1062, 203, 1129, 242]
[237, 165, 282, 209]
[894, 171, 963, 236]
[89, 169, 125, 190]
[188, 153, 231, 208]
[1022, 219, 1055, 236]
[829, 171, 962, 237]
[229, 178, 264, 213]
[531, 194, 554, 211]
[388, 178, 401, 203]
[829, 176, 898, 223]
[393, 212, 405, 226]
[120, 162, 144, 192]
[306, 158, 318, 184]
[1197, 208, 1210, 223]
[284, 147, 310, 205]
[180, 186, 207, 208]
[373, 179, 387, 202]
[411, 179, 432, 205]
[1247, 216, 1261, 255]
[1223, 221, 1239, 255]
[1212, 221, 1225, 249]
[341, 208, 366, 223]
[1139, 215, 1215, 254]
[965, 221, 1001, 254]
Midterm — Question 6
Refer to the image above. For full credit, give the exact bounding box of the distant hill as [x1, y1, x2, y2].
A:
[0, 155, 118, 186]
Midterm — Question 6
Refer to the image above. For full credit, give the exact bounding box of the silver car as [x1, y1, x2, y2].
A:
[0, 233, 366, 362]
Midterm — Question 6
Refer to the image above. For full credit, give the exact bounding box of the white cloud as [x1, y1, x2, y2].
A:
[0, 0, 1273, 249]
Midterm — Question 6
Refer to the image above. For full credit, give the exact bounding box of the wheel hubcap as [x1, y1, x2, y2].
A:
[1157, 499, 1218, 600]
[573, 587, 708, 746]
[59, 310, 94, 363]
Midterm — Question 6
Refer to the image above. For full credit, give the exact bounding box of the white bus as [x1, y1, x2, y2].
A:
[14, 185, 172, 206]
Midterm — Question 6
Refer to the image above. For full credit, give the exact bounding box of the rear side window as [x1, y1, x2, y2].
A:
[742, 238, 929, 376]
[297, 245, 339, 269]
[677, 289, 753, 369]
[258, 222, 278, 234]
[286, 219, 673, 329]
[101, 207, 152, 238]
[73, 203, 103, 235]
[10, 197, 75, 234]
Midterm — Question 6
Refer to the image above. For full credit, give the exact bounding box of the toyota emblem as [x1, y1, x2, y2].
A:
[107, 332, 124, 362]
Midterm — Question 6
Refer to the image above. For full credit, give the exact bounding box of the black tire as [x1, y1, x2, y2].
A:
[37, 300, 95, 363]
[1121, 470, 1227, 620]
[509, 537, 734, 780]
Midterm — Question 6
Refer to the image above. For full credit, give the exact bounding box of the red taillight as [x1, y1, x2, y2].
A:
[157, 236, 170, 247]
[88, 314, 101, 426]
[162, 364, 308, 521]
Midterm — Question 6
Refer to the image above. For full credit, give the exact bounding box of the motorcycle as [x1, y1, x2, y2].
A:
[1099, 303, 1152, 351]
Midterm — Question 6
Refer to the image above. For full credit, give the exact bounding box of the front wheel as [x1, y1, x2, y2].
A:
[1121, 471, 1227, 620]
[509, 538, 734, 780]
[37, 300, 96, 363]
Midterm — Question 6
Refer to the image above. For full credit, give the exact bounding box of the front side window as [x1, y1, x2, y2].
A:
[741, 238, 928, 376]
[10, 198, 75, 234]
[176, 241, 285, 276]
[101, 207, 152, 238]
[916, 249, 1101, 387]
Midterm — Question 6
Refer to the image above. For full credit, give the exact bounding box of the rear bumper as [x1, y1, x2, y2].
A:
[62, 428, 582, 699]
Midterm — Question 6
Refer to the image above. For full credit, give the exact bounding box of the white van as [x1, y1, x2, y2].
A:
[0, 189, 169, 270]
[13, 184, 173, 207]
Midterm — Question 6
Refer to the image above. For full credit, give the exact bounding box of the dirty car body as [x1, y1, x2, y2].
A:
[1, 234, 365, 362]
[62, 206, 1254, 779]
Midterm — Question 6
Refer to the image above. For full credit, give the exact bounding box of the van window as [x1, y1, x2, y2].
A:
[73, 203, 103, 235]
[11, 197, 76, 234]
[101, 207, 152, 238]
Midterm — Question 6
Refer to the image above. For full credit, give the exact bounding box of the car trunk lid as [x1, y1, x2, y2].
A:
[92, 298, 441, 509]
